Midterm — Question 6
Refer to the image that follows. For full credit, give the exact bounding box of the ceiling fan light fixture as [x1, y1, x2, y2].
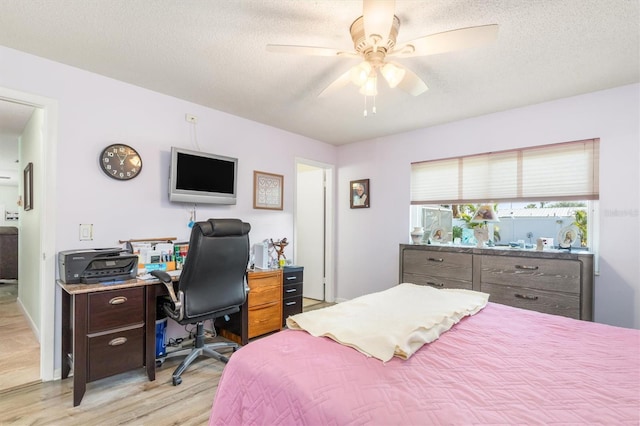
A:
[381, 62, 406, 88]
[359, 74, 378, 96]
[350, 61, 372, 86]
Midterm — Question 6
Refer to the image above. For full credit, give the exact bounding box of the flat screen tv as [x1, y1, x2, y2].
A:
[169, 147, 238, 205]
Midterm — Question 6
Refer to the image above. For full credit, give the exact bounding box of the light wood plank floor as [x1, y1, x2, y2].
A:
[0, 282, 40, 393]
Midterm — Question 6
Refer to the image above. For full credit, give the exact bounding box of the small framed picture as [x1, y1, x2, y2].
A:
[350, 178, 370, 209]
[254, 170, 283, 210]
[23, 162, 33, 211]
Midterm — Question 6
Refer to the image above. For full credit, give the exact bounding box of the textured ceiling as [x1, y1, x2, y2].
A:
[0, 0, 638, 148]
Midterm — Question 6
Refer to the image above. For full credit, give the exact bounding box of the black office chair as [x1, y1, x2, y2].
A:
[151, 218, 250, 386]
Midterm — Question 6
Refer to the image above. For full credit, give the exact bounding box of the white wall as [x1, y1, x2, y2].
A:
[337, 84, 640, 329]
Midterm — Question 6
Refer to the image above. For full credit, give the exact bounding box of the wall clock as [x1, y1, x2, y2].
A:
[99, 143, 143, 180]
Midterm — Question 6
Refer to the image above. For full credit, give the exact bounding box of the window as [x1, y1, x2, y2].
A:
[409, 139, 599, 267]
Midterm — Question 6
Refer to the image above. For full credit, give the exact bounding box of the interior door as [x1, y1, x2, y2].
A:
[295, 163, 325, 300]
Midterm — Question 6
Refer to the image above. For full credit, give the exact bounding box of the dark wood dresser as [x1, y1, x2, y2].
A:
[399, 244, 594, 320]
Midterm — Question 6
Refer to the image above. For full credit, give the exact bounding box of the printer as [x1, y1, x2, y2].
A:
[58, 247, 138, 284]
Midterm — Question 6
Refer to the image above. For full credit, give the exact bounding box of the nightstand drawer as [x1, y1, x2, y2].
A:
[88, 288, 145, 333]
[87, 325, 145, 382]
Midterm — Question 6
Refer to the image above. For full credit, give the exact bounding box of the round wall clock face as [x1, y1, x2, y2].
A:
[99, 144, 142, 180]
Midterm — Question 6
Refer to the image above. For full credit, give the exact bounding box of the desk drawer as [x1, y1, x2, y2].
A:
[248, 283, 281, 307]
[88, 288, 144, 333]
[87, 325, 144, 382]
[283, 282, 303, 298]
[282, 296, 303, 326]
[283, 269, 303, 284]
[248, 302, 281, 338]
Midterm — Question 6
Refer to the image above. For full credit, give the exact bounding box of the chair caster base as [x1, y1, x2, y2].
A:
[172, 376, 182, 386]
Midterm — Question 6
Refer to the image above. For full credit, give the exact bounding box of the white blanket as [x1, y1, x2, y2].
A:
[286, 283, 489, 362]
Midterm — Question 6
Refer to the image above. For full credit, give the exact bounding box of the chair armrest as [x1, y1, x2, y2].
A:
[151, 270, 183, 318]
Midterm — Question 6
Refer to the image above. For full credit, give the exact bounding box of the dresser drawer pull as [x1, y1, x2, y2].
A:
[285, 288, 297, 293]
[285, 301, 297, 306]
[515, 265, 539, 270]
[108, 296, 128, 305]
[286, 276, 297, 281]
[514, 293, 539, 301]
[108, 337, 128, 346]
[427, 281, 445, 287]
[427, 257, 444, 263]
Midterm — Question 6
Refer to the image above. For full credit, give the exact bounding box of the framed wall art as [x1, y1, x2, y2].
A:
[350, 178, 370, 209]
[254, 170, 283, 210]
[23, 162, 33, 211]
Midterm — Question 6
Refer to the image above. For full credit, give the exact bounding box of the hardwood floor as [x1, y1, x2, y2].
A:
[0, 352, 226, 425]
[0, 282, 40, 393]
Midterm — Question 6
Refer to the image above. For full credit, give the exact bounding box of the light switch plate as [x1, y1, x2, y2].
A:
[79, 224, 93, 241]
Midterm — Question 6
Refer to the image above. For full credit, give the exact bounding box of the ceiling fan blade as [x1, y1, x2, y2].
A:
[318, 70, 352, 98]
[266, 44, 358, 58]
[393, 64, 428, 96]
[363, 0, 396, 47]
[391, 24, 499, 58]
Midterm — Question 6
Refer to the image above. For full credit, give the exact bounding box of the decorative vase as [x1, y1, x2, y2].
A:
[410, 227, 424, 244]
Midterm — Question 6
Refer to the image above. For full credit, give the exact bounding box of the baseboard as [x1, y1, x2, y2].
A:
[16, 297, 41, 343]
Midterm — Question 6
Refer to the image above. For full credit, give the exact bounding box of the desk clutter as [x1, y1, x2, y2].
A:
[121, 238, 189, 275]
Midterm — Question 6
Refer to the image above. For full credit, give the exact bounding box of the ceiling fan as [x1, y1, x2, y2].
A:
[267, 0, 498, 106]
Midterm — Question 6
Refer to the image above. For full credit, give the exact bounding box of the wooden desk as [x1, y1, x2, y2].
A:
[58, 278, 166, 406]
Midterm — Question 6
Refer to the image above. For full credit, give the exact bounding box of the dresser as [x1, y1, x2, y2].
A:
[282, 266, 304, 327]
[218, 269, 283, 345]
[399, 244, 594, 320]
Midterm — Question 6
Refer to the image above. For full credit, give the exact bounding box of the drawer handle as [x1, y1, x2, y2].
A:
[428, 257, 444, 262]
[286, 276, 297, 281]
[515, 265, 539, 270]
[108, 337, 128, 346]
[109, 296, 128, 305]
[285, 301, 297, 306]
[285, 288, 297, 293]
[514, 293, 539, 301]
[427, 281, 445, 287]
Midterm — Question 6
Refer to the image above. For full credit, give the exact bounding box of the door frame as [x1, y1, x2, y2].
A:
[0, 86, 57, 381]
[294, 158, 335, 303]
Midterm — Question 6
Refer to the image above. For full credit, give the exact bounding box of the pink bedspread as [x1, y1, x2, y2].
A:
[210, 303, 640, 425]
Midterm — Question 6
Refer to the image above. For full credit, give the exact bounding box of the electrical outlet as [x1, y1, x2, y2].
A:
[185, 114, 198, 123]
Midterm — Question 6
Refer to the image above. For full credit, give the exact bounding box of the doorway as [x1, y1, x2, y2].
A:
[294, 159, 335, 304]
[0, 88, 58, 385]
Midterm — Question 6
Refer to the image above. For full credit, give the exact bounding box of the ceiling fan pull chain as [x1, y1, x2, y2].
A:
[363, 96, 368, 117]
[372, 95, 377, 115]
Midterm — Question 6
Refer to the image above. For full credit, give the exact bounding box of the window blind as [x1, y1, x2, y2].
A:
[411, 139, 599, 204]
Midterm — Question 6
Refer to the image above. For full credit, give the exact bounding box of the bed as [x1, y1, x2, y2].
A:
[209, 285, 640, 425]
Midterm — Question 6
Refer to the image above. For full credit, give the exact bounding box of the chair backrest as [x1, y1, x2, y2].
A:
[178, 218, 251, 321]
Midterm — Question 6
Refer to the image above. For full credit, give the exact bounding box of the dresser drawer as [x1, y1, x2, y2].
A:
[282, 296, 303, 326]
[283, 268, 303, 284]
[87, 325, 144, 382]
[404, 273, 473, 290]
[248, 302, 281, 338]
[402, 250, 472, 282]
[283, 282, 303, 299]
[481, 256, 581, 293]
[481, 282, 580, 319]
[88, 288, 145, 333]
